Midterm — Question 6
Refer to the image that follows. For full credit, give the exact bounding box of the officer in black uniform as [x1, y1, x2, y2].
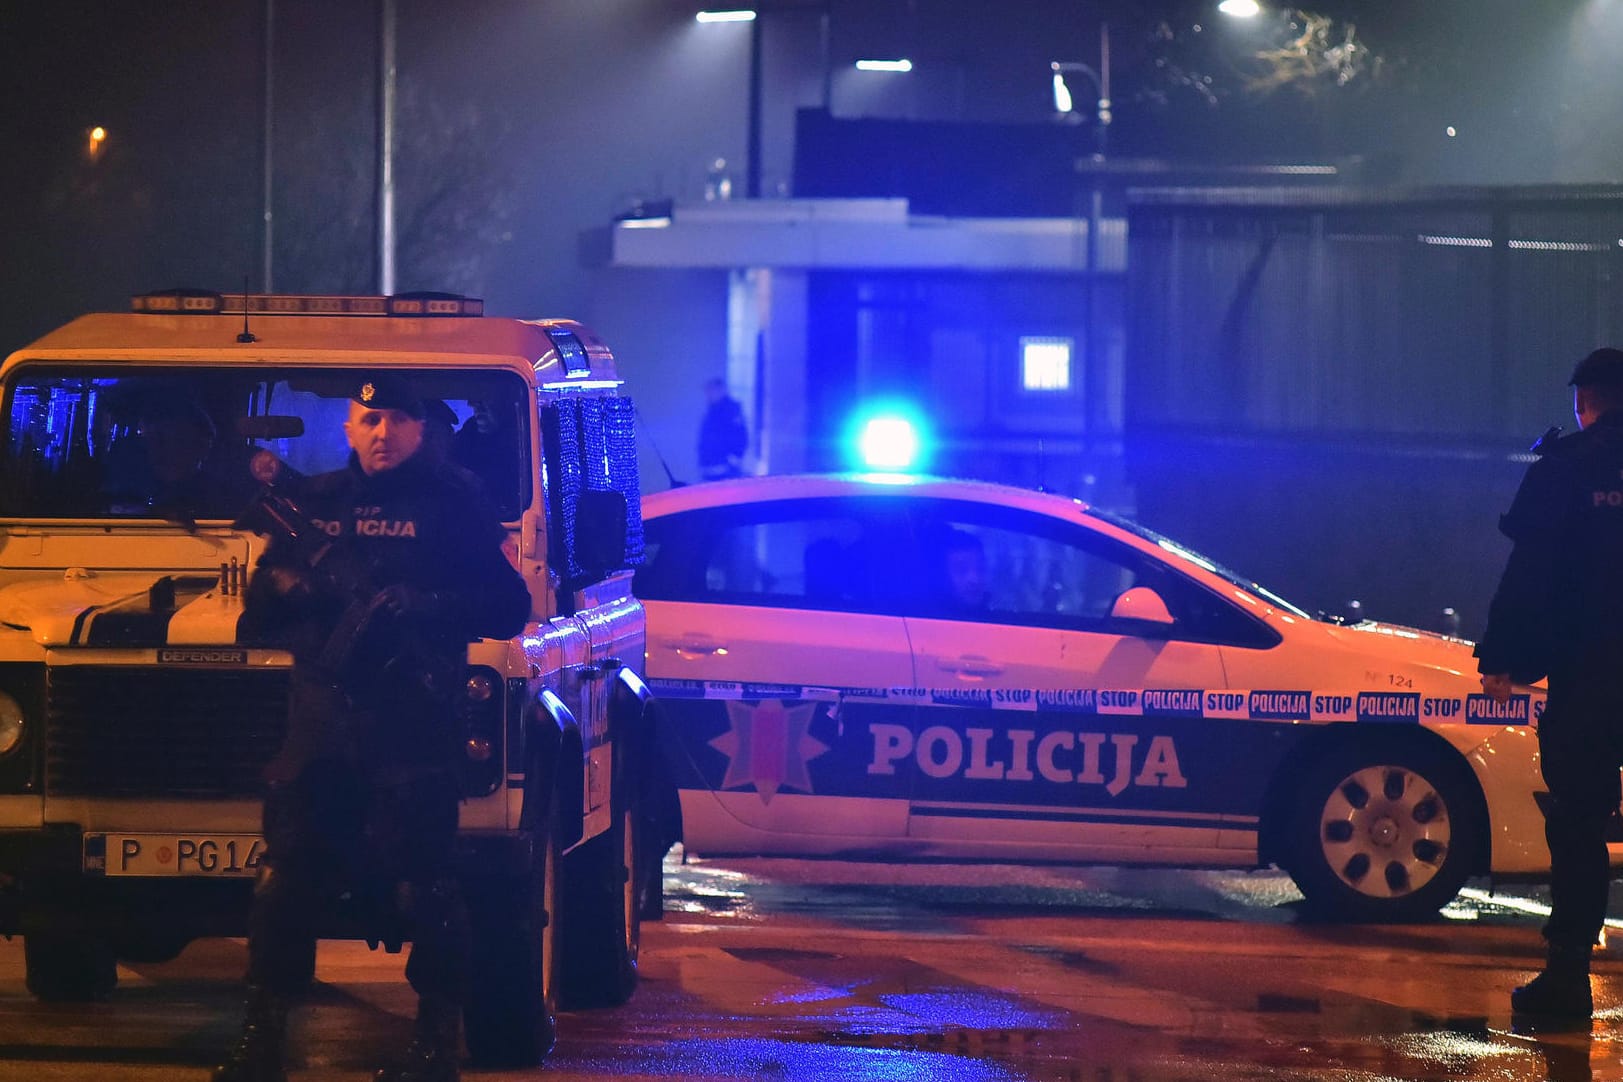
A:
[1478, 346, 1623, 1021]
[697, 376, 747, 480]
[214, 376, 531, 1082]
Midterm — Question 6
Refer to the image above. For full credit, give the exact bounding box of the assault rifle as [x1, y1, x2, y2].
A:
[236, 487, 451, 707]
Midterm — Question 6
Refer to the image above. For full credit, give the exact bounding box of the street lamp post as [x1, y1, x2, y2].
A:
[746, 13, 762, 198]
[699, 4, 833, 200]
[1053, 23, 1112, 434]
[697, 10, 764, 198]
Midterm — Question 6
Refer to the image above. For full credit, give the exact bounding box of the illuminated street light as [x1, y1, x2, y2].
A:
[697, 9, 764, 198]
[1051, 61, 1107, 127]
[854, 58, 912, 72]
[696, 2, 834, 198]
[1218, 0, 1262, 16]
[86, 125, 107, 160]
[1052, 69, 1073, 113]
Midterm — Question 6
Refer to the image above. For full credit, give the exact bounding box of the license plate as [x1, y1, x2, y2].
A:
[85, 833, 266, 878]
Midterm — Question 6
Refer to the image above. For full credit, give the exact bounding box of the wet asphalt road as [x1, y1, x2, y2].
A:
[0, 856, 1619, 1081]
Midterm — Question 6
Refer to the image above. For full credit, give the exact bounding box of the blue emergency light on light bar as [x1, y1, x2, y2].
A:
[855, 413, 924, 472]
[130, 290, 484, 317]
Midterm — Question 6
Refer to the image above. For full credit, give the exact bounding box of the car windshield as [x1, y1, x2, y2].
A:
[1084, 506, 1314, 620]
[0, 363, 531, 521]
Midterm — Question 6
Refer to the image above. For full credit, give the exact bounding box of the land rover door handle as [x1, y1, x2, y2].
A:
[668, 636, 728, 659]
[938, 654, 1004, 678]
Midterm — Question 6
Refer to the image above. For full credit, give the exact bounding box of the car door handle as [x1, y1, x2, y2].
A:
[667, 637, 728, 658]
[937, 655, 1004, 678]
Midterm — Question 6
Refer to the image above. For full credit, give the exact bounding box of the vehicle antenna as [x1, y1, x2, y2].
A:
[634, 404, 685, 488]
[236, 275, 257, 344]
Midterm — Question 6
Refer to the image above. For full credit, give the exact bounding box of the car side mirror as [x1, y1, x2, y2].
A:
[573, 488, 627, 580]
[1110, 586, 1175, 628]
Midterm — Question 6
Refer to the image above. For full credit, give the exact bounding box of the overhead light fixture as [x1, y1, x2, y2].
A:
[854, 58, 913, 72]
[1052, 71, 1074, 114]
[696, 9, 756, 22]
[1217, 0, 1261, 16]
[613, 197, 674, 229]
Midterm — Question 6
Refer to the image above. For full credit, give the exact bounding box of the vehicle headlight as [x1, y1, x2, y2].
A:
[0, 692, 25, 756]
[465, 672, 496, 703]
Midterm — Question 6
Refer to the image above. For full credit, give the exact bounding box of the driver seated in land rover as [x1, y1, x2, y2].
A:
[102, 393, 231, 516]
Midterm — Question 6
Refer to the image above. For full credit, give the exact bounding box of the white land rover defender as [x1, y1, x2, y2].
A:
[0, 290, 661, 1066]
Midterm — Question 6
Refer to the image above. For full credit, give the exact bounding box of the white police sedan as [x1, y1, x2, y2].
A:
[635, 474, 1551, 922]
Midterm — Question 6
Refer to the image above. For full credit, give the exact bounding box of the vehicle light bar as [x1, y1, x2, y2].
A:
[544, 327, 594, 378]
[131, 290, 484, 317]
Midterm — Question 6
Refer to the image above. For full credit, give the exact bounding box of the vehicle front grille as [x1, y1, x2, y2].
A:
[46, 667, 289, 799]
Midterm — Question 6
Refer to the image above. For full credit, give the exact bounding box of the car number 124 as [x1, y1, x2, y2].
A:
[85, 833, 266, 878]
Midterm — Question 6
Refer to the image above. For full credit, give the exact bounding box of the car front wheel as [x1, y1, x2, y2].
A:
[1286, 742, 1483, 922]
[24, 934, 117, 1002]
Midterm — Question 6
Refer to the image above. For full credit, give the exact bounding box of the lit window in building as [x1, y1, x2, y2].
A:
[1021, 337, 1073, 391]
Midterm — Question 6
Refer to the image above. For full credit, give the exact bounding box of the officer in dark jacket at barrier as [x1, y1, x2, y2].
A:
[214, 376, 531, 1082]
[697, 376, 747, 480]
[1478, 347, 1623, 1022]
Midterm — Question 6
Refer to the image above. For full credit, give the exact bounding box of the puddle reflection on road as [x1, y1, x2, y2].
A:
[639, 854, 1623, 1080]
[565, 1036, 1029, 1081]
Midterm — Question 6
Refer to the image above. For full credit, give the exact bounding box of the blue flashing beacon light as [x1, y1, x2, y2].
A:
[853, 409, 927, 474]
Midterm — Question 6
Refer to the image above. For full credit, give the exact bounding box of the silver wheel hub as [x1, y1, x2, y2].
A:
[1317, 763, 1452, 900]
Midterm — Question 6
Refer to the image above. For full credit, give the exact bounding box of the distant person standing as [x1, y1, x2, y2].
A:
[697, 377, 747, 481]
[1477, 346, 1623, 1022]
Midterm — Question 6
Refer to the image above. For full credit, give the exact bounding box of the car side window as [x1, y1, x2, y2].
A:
[905, 500, 1277, 647]
[634, 498, 914, 615]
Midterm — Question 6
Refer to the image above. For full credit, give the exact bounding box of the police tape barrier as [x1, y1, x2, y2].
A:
[648, 680, 1543, 726]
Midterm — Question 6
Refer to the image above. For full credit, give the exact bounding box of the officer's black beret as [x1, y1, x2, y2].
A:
[1569, 348, 1623, 389]
[420, 397, 457, 431]
[350, 374, 425, 418]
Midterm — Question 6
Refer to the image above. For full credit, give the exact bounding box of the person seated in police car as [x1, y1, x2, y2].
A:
[451, 396, 523, 507]
[938, 527, 991, 613]
[216, 375, 531, 1082]
[103, 393, 233, 516]
[418, 398, 465, 472]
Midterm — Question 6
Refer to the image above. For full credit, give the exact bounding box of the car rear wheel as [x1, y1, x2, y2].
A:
[1286, 742, 1482, 922]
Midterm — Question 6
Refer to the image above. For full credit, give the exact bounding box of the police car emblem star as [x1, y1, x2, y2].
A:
[711, 700, 828, 803]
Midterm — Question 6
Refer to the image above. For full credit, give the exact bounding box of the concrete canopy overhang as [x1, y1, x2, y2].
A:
[597, 198, 1124, 273]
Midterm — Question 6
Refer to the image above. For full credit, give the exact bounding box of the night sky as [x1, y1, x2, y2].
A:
[1, 0, 1617, 350]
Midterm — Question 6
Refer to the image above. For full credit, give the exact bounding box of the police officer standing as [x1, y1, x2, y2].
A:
[214, 376, 531, 1082]
[1478, 347, 1623, 1021]
[697, 376, 747, 480]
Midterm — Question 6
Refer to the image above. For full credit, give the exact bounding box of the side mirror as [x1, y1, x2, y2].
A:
[1110, 586, 1175, 628]
[572, 488, 627, 581]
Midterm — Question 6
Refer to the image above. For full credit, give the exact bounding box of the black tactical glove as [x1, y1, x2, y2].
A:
[263, 565, 317, 603]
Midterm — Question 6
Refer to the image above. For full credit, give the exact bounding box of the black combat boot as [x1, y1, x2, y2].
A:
[374, 995, 461, 1082]
[1510, 944, 1593, 1020]
[211, 985, 290, 1082]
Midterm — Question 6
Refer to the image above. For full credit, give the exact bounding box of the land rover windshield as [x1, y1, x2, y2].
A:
[0, 364, 532, 521]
